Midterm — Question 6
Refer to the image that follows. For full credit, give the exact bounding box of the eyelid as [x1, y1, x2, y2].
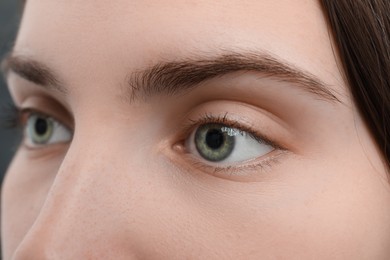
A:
[172, 114, 287, 179]
[182, 149, 286, 177]
[164, 100, 297, 181]
[21, 110, 73, 151]
[7, 76, 74, 128]
[181, 100, 298, 150]
[17, 94, 74, 130]
[181, 112, 285, 151]
[19, 108, 73, 132]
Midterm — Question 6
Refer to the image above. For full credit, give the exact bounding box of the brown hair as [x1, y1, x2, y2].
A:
[320, 0, 390, 168]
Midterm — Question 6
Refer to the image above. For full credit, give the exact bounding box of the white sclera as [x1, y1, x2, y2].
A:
[186, 125, 274, 164]
[25, 115, 72, 147]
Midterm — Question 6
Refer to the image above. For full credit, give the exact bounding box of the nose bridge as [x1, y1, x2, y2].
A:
[12, 133, 134, 259]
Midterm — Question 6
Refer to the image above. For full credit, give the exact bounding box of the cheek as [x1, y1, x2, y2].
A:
[263, 158, 390, 258]
[1, 149, 60, 257]
[135, 157, 390, 258]
[2, 143, 390, 258]
[176, 158, 390, 258]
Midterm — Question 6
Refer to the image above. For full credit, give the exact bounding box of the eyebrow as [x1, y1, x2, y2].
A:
[1, 54, 67, 94]
[1, 51, 340, 103]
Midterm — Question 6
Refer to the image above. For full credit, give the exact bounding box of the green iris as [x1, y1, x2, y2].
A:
[195, 123, 235, 162]
[27, 114, 54, 145]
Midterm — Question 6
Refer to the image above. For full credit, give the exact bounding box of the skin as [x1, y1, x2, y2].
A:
[2, 0, 390, 259]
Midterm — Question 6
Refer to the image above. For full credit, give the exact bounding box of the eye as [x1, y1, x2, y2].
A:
[185, 123, 274, 164]
[25, 113, 72, 148]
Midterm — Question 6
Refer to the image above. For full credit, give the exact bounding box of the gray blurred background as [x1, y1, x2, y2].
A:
[0, 0, 21, 182]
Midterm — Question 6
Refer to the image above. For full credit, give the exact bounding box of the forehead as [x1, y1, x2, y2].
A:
[14, 0, 343, 96]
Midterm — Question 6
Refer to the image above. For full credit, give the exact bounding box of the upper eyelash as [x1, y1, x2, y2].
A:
[183, 112, 284, 150]
[178, 112, 287, 176]
[0, 103, 22, 129]
[1, 106, 279, 150]
[0, 104, 62, 131]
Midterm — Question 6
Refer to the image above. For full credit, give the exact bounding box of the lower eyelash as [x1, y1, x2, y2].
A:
[185, 150, 285, 177]
[179, 112, 286, 176]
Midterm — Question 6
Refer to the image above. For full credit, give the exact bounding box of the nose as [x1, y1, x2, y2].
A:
[11, 139, 144, 260]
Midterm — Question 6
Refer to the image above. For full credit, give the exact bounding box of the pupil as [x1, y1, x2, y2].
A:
[205, 129, 225, 149]
[35, 118, 48, 136]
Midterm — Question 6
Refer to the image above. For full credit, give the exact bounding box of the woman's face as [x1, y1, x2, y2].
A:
[2, 0, 390, 259]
